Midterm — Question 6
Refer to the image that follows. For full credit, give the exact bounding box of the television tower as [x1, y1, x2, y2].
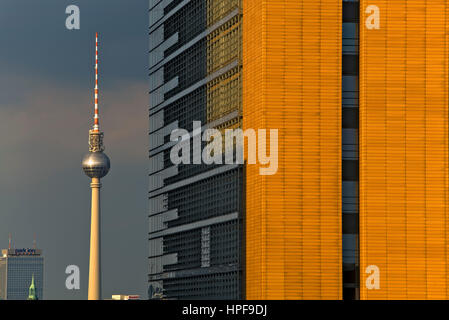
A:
[82, 33, 110, 300]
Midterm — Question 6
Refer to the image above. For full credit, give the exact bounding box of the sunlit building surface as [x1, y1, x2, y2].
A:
[244, 0, 343, 300]
[359, 0, 449, 299]
[0, 248, 44, 300]
[111, 294, 141, 300]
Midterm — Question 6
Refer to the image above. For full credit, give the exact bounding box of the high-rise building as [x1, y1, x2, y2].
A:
[148, 0, 243, 299]
[0, 248, 44, 300]
[149, 0, 449, 300]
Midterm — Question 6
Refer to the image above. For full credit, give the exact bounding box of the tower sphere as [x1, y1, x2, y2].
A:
[82, 152, 110, 178]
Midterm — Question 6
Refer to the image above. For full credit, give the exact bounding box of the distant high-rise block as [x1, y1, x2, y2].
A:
[0, 248, 44, 300]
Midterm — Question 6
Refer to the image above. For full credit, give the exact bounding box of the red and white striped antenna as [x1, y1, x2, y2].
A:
[8, 233, 11, 249]
[93, 32, 100, 132]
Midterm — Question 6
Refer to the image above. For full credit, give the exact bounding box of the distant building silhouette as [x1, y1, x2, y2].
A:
[27, 274, 38, 300]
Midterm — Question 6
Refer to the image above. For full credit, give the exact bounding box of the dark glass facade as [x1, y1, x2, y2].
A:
[342, 0, 360, 300]
[0, 250, 44, 300]
[148, 0, 243, 299]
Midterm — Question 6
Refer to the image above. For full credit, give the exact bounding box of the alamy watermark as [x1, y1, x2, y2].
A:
[65, 5, 80, 30]
[65, 265, 80, 290]
[365, 265, 380, 290]
[170, 121, 278, 175]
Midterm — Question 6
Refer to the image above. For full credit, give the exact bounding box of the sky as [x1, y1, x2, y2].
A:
[0, 0, 148, 299]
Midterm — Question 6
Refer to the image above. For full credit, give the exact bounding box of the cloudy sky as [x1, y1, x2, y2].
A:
[0, 0, 148, 299]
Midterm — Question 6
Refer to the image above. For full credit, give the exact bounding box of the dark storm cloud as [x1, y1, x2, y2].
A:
[0, 0, 147, 86]
[0, 0, 148, 299]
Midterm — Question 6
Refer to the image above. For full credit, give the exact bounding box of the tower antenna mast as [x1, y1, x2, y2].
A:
[94, 32, 99, 132]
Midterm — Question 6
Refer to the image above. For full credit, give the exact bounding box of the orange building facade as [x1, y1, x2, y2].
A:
[244, 0, 449, 300]
[243, 0, 342, 299]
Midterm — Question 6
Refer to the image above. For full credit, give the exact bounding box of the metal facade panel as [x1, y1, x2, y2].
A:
[243, 0, 342, 299]
[360, 0, 449, 299]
